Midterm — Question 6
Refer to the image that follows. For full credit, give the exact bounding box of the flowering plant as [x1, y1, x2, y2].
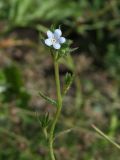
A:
[39, 27, 74, 160]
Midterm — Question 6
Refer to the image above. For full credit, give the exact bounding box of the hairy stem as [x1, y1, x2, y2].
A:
[49, 59, 62, 160]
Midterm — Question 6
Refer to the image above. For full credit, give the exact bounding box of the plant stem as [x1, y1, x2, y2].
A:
[92, 124, 120, 150]
[49, 59, 62, 160]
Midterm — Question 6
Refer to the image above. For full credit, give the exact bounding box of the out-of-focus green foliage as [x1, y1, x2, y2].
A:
[0, 64, 30, 107]
[0, 0, 119, 29]
[105, 44, 120, 79]
[0, 0, 76, 26]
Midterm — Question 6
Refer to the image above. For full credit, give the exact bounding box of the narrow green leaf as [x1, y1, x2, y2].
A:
[69, 47, 78, 53]
[39, 91, 57, 107]
[54, 127, 75, 141]
[35, 112, 50, 139]
[62, 73, 74, 96]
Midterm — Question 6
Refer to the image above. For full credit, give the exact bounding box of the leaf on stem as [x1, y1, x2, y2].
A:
[62, 72, 74, 96]
[54, 127, 78, 141]
[36, 112, 50, 139]
[39, 91, 58, 107]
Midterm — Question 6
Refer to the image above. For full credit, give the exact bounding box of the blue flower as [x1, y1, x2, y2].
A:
[45, 29, 66, 49]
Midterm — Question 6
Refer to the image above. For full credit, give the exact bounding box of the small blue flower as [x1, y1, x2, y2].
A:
[45, 29, 66, 50]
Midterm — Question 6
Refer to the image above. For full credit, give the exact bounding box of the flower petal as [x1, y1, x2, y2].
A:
[45, 38, 52, 46]
[54, 29, 62, 38]
[47, 30, 53, 38]
[53, 43, 61, 49]
[59, 37, 66, 44]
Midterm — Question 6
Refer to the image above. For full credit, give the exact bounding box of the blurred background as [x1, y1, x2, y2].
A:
[0, 0, 120, 159]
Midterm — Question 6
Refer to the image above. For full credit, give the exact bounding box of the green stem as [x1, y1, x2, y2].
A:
[92, 124, 120, 150]
[49, 59, 62, 160]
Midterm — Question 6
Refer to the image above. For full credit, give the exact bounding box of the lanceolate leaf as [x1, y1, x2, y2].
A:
[39, 91, 57, 107]
[69, 47, 78, 53]
[62, 73, 74, 96]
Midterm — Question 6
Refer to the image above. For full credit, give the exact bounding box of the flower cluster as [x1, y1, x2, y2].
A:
[45, 29, 66, 49]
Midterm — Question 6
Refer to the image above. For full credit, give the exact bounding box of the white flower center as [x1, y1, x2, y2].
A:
[51, 38, 56, 44]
